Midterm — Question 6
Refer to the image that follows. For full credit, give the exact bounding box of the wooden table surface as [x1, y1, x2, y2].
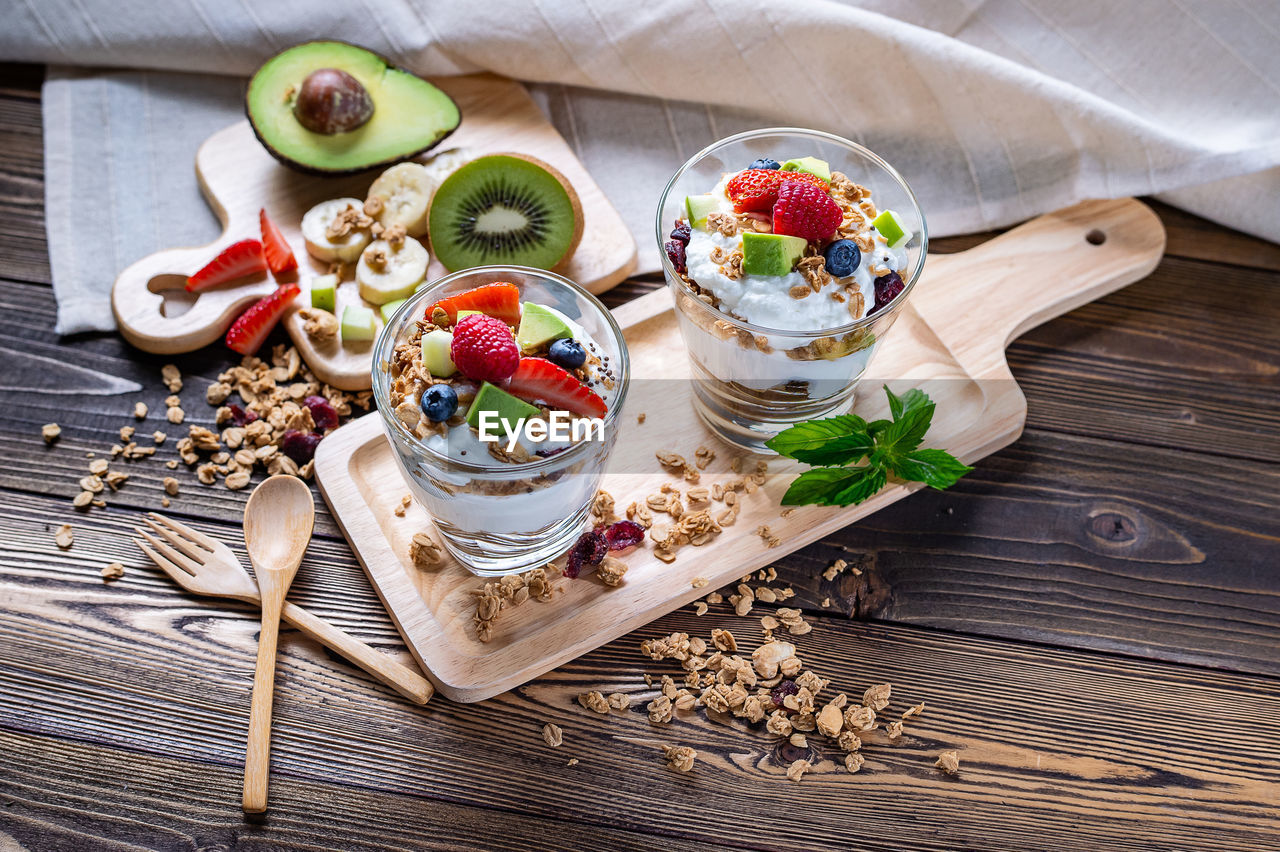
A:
[2, 63, 1279, 851]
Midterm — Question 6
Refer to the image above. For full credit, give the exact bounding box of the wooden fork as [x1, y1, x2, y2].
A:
[134, 512, 433, 705]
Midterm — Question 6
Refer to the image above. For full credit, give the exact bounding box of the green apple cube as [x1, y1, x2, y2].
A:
[516, 302, 573, 351]
[310, 273, 338, 312]
[741, 232, 808, 277]
[420, 328, 456, 377]
[684, 194, 721, 229]
[456, 309, 483, 321]
[340, 305, 377, 342]
[465, 381, 541, 435]
[872, 209, 912, 248]
[781, 156, 831, 182]
[380, 299, 407, 322]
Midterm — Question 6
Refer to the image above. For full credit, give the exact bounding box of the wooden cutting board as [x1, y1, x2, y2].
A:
[313, 198, 1166, 703]
[111, 74, 637, 390]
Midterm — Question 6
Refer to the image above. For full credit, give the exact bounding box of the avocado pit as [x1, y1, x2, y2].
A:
[293, 67, 374, 135]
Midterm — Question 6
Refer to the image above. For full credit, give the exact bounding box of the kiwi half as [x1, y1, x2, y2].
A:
[428, 153, 584, 271]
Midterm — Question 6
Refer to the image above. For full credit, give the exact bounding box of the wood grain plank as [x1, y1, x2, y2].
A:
[5, 365, 1280, 682]
[771, 428, 1280, 675]
[1009, 254, 1280, 462]
[0, 95, 49, 284]
[0, 728, 739, 852]
[1, 518, 1278, 852]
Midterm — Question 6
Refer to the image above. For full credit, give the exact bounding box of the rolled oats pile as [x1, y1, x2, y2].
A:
[471, 566, 559, 642]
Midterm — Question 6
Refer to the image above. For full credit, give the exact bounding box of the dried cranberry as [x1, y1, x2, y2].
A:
[280, 429, 322, 464]
[664, 240, 687, 275]
[303, 395, 339, 431]
[564, 529, 608, 579]
[771, 680, 800, 707]
[871, 271, 905, 314]
[603, 520, 644, 552]
[226, 403, 258, 427]
[670, 221, 691, 244]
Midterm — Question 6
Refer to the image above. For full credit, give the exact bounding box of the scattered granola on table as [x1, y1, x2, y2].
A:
[541, 723, 563, 747]
[935, 750, 960, 775]
[662, 745, 697, 773]
[101, 562, 125, 581]
[54, 524, 74, 549]
[41, 423, 61, 444]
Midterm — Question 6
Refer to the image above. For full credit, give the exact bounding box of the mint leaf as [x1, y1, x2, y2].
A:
[772, 384, 966, 508]
[780, 467, 863, 505]
[830, 465, 888, 506]
[875, 399, 934, 455]
[885, 385, 931, 420]
[780, 465, 889, 506]
[890, 448, 972, 489]
[792, 432, 875, 467]
[766, 414, 869, 459]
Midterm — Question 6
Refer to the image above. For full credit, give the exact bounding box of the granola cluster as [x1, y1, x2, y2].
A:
[44, 348, 368, 516]
[618, 604, 936, 780]
[471, 566, 560, 642]
[626, 452, 767, 563]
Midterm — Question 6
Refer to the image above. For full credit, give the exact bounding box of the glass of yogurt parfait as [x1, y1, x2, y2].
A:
[656, 127, 927, 452]
[373, 266, 629, 576]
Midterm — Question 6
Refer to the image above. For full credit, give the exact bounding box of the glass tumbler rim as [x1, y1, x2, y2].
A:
[370, 264, 631, 477]
[655, 126, 929, 338]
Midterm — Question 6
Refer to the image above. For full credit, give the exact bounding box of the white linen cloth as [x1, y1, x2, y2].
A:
[2, 0, 1277, 334]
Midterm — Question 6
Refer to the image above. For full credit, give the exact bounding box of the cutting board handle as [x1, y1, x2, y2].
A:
[111, 243, 280, 356]
[911, 198, 1166, 380]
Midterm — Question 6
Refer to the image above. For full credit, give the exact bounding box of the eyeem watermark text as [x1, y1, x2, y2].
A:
[477, 411, 604, 453]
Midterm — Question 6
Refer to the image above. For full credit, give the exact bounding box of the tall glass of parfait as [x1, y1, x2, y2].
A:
[656, 128, 927, 452]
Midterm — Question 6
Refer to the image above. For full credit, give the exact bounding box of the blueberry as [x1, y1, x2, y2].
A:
[547, 338, 587, 371]
[823, 239, 861, 278]
[748, 157, 781, 170]
[421, 384, 459, 422]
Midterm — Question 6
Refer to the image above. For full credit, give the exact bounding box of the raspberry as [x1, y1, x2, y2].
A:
[449, 314, 520, 382]
[871, 271, 906, 313]
[725, 168, 828, 214]
[565, 529, 608, 578]
[772, 181, 842, 241]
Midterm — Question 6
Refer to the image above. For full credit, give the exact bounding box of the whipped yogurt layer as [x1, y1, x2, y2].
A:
[683, 174, 907, 334]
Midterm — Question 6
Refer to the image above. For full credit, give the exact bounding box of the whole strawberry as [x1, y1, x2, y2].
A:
[450, 314, 520, 382]
[772, 181, 842, 242]
[725, 168, 829, 214]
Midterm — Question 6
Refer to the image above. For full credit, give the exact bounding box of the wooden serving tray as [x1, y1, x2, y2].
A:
[111, 74, 637, 390]
[313, 198, 1165, 702]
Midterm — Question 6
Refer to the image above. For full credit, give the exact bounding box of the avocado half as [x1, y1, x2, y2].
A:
[246, 41, 461, 175]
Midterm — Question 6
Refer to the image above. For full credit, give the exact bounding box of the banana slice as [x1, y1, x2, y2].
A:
[367, 163, 435, 237]
[356, 236, 429, 305]
[301, 197, 372, 263]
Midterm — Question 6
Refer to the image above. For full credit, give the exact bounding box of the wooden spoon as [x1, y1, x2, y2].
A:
[241, 474, 315, 813]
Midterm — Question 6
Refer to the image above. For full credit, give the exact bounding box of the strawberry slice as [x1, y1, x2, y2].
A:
[186, 239, 268, 293]
[428, 282, 521, 326]
[225, 284, 300, 355]
[503, 357, 607, 419]
[259, 208, 297, 275]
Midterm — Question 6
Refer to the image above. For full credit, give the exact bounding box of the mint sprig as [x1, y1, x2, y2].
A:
[766, 385, 972, 507]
